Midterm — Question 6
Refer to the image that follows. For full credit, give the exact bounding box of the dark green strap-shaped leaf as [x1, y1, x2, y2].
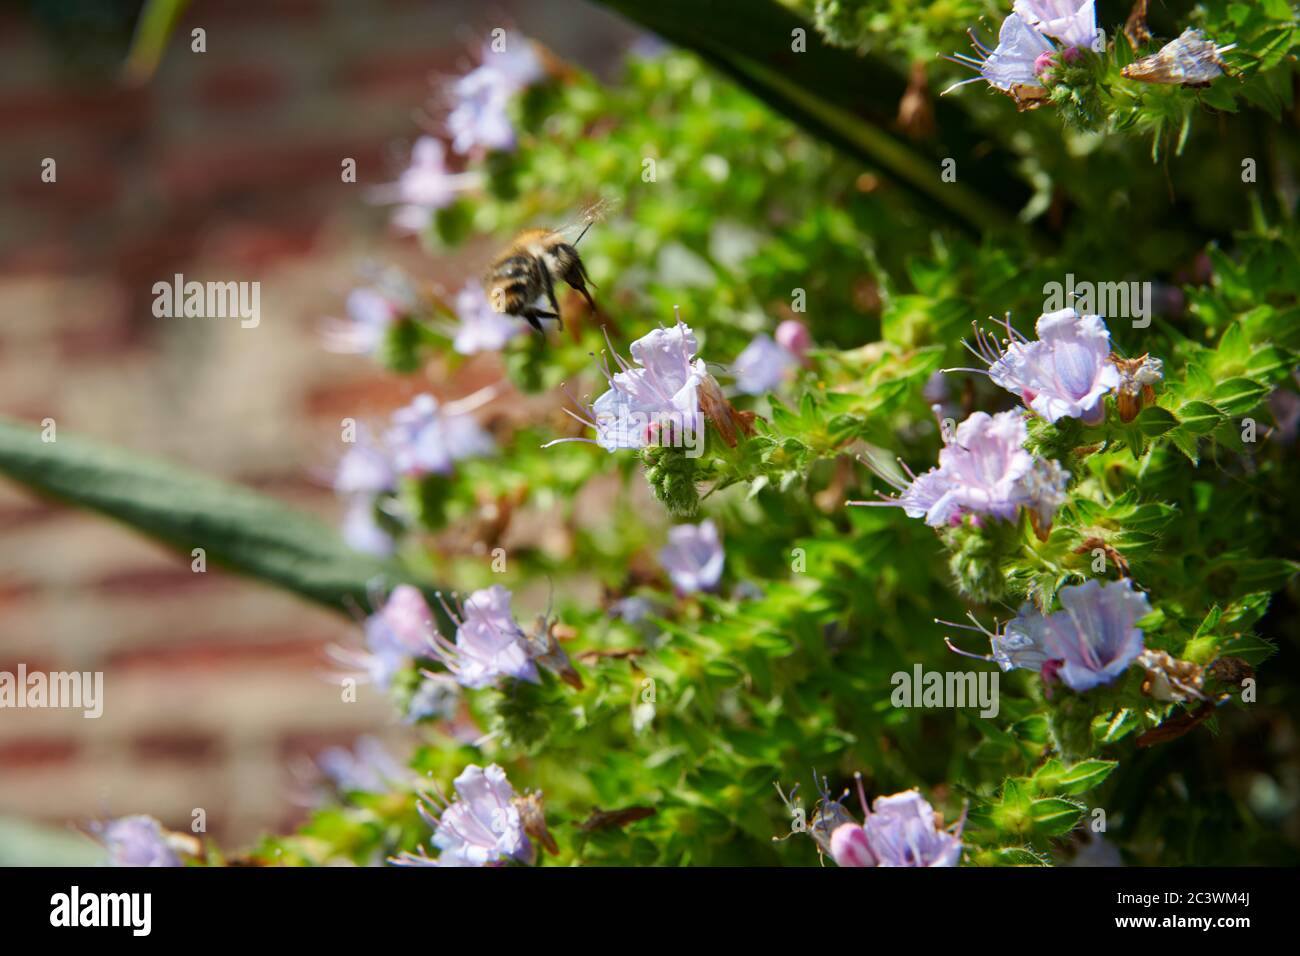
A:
[589, 0, 1034, 233]
[0, 417, 434, 618]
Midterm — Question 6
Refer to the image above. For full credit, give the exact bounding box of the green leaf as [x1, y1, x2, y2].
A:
[1176, 400, 1225, 435]
[1135, 405, 1178, 438]
[589, 0, 1032, 234]
[1167, 426, 1201, 464]
[981, 846, 1050, 866]
[122, 0, 191, 83]
[1030, 758, 1117, 797]
[0, 417, 431, 616]
[1211, 377, 1270, 415]
[1030, 797, 1085, 836]
[1052, 759, 1118, 796]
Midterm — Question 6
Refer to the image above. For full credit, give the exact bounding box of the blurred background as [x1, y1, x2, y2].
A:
[0, 0, 641, 862]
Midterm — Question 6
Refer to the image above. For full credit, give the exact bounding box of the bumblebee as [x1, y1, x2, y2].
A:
[485, 216, 600, 333]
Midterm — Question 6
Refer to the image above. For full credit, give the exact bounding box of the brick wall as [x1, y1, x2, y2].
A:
[0, 0, 639, 858]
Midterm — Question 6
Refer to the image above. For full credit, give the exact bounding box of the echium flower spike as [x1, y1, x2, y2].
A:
[938, 609, 1052, 674]
[815, 773, 964, 868]
[542, 310, 707, 454]
[91, 815, 198, 867]
[943, 309, 1120, 425]
[659, 519, 725, 594]
[446, 33, 544, 155]
[942, 13, 1054, 110]
[941, 579, 1151, 694]
[1013, 0, 1099, 50]
[386, 387, 498, 478]
[1034, 578, 1150, 692]
[421, 585, 539, 690]
[849, 408, 1068, 532]
[389, 764, 553, 867]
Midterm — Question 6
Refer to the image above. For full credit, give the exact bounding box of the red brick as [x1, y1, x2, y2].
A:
[302, 375, 419, 419]
[0, 241, 74, 276]
[132, 733, 221, 763]
[0, 500, 61, 533]
[196, 64, 287, 111]
[343, 49, 460, 99]
[8, 164, 119, 211]
[107, 635, 333, 672]
[0, 579, 39, 610]
[55, 313, 138, 360]
[201, 218, 322, 271]
[0, 739, 79, 769]
[91, 565, 221, 598]
[161, 140, 375, 204]
[0, 657, 60, 675]
[277, 730, 383, 765]
[0, 86, 150, 135]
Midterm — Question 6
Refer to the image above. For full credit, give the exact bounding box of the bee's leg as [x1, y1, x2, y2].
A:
[522, 308, 558, 334]
[538, 265, 564, 331]
[570, 270, 598, 313]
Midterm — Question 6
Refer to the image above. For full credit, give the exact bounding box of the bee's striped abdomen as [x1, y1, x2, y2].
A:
[487, 253, 541, 316]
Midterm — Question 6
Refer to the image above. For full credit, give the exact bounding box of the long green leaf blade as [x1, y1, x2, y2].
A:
[0, 417, 420, 616]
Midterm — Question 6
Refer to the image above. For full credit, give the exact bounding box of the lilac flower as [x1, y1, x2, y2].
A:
[820, 776, 964, 868]
[96, 815, 184, 867]
[828, 820, 877, 866]
[659, 519, 725, 594]
[944, 580, 1151, 692]
[774, 319, 812, 362]
[941, 608, 1054, 673]
[946, 310, 1120, 425]
[447, 35, 543, 155]
[386, 391, 496, 478]
[852, 409, 1070, 531]
[370, 137, 480, 233]
[775, 773, 856, 858]
[354, 587, 432, 690]
[335, 424, 398, 556]
[316, 736, 409, 793]
[393, 764, 532, 867]
[857, 790, 964, 867]
[323, 287, 401, 357]
[610, 595, 655, 625]
[447, 70, 516, 154]
[943, 12, 1054, 99]
[328, 585, 435, 691]
[544, 319, 709, 453]
[732, 333, 796, 395]
[404, 674, 461, 724]
[1016, 454, 1070, 532]
[452, 281, 521, 355]
[931, 411, 1039, 522]
[334, 426, 395, 496]
[423, 584, 539, 689]
[1031, 578, 1150, 691]
[341, 495, 395, 557]
[379, 584, 439, 655]
[1013, 0, 1098, 51]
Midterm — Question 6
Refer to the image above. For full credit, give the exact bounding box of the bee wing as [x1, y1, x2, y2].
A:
[555, 197, 619, 240]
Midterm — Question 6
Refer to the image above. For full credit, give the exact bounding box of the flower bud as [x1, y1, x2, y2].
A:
[775, 319, 812, 361]
[829, 823, 876, 867]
